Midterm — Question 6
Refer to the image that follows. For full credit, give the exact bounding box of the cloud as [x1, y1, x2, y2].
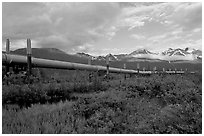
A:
[119, 3, 169, 27]
[175, 39, 202, 50]
[78, 43, 95, 52]
[148, 34, 167, 41]
[118, 2, 201, 31]
[120, 16, 147, 30]
[2, 2, 201, 54]
[167, 3, 202, 31]
[123, 2, 202, 52]
[3, 3, 51, 40]
[130, 34, 145, 40]
[2, 2, 121, 51]
[192, 28, 202, 33]
[117, 6, 151, 30]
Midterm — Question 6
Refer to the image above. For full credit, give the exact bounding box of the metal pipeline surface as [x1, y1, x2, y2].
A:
[2, 53, 139, 74]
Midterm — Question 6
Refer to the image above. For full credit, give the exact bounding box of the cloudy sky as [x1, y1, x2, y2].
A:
[2, 2, 202, 55]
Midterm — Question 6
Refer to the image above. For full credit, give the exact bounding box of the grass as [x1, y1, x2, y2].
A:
[2, 72, 202, 134]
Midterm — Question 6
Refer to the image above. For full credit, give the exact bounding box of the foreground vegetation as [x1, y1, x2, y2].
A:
[2, 71, 202, 134]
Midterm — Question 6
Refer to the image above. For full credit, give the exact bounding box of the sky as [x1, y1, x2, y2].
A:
[2, 2, 202, 55]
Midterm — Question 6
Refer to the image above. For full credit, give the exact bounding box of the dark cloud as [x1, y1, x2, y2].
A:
[2, 2, 201, 54]
[2, 2, 121, 52]
[2, 2, 51, 40]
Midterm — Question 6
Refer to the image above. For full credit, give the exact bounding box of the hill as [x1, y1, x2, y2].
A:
[11, 48, 89, 64]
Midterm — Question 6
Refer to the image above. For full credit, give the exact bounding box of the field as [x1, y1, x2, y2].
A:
[2, 69, 202, 134]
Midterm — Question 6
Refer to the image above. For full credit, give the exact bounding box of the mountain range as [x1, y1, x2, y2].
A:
[5, 47, 202, 72]
[9, 47, 202, 63]
[77, 47, 202, 62]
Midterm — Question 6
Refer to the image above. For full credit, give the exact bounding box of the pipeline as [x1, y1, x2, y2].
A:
[2, 53, 138, 74]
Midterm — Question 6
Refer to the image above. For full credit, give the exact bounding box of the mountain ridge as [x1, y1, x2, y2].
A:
[11, 47, 202, 62]
[6, 47, 202, 72]
[77, 47, 202, 62]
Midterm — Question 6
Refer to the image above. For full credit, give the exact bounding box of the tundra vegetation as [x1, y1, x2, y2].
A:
[2, 69, 202, 134]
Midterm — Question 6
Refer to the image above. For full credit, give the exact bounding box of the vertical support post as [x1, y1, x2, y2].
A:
[153, 67, 155, 73]
[163, 68, 165, 73]
[88, 57, 92, 82]
[175, 68, 177, 74]
[27, 39, 32, 76]
[106, 55, 110, 77]
[6, 39, 10, 74]
[137, 63, 140, 74]
[185, 68, 188, 73]
[154, 66, 157, 73]
[124, 63, 126, 80]
[6, 39, 10, 53]
[88, 56, 91, 65]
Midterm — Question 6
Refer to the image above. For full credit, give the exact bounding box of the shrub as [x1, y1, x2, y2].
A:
[2, 74, 202, 134]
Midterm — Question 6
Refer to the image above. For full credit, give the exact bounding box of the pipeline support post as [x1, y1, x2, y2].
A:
[27, 39, 32, 77]
[163, 67, 165, 73]
[124, 63, 126, 80]
[88, 57, 92, 82]
[137, 63, 140, 74]
[6, 39, 10, 74]
[106, 55, 110, 79]
[88, 56, 91, 65]
[153, 66, 157, 73]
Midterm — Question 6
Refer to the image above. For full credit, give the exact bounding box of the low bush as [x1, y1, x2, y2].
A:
[2, 74, 202, 134]
[2, 79, 108, 107]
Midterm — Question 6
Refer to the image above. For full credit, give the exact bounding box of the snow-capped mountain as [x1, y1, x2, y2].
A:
[76, 52, 97, 60]
[129, 49, 157, 55]
[76, 47, 202, 62]
[93, 54, 118, 61]
[185, 48, 202, 59]
[95, 56, 105, 61]
[106, 54, 118, 61]
[114, 54, 128, 60]
[191, 49, 202, 59]
[161, 48, 202, 61]
[128, 49, 159, 60]
[162, 48, 174, 55]
[192, 49, 202, 56]
[162, 48, 190, 56]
